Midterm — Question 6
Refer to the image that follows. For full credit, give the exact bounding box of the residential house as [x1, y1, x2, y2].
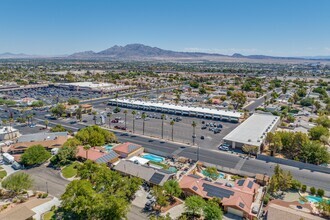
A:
[179, 175, 261, 219]
[112, 142, 144, 158]
[114, 160, 174, 186]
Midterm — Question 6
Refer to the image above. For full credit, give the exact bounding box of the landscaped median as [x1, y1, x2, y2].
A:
[61, 161, 80, 179]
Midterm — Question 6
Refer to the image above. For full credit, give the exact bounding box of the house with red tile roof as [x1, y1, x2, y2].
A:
[76, 146, 120, 164]
[112, 142, 144, 158]
[179, 175, 261, 219]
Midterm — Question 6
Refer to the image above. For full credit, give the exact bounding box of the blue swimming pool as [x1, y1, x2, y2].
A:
[142, 153, 165, 163]
[202, 170, 225, 179]
[104, 144, 113, 152]
[306, 195, 330, 204]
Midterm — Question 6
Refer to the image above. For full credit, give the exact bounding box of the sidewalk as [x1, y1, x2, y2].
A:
[32, 197, 60, 220]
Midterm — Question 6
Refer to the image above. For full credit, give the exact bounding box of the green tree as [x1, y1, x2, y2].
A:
[2, 173, 33, 194]
[231, 91, 247, 109]
[203, 200, 223, 220]
[75, 126, 117, 146]
[315, 116, 330, 128]
[21, 145, 51, 166]
[269, 164, 294, 193]
[185, 195, 206, 217]
[51, 103, 66, 118]
[67, 97, 80, 105]
[300, 141, 330, 165]
[75, 106, 83, 121]
[50, 124, 67, 132]
[44, 120, 49, 129]
[164, 180, 182, 202]
[317, 199, 330, 217]
[317, 189, 325, 197]
[205, 167, 219, 180]
[310, 187, 316, 195]
[152, 185, 169, 210]
[309, 125, 329, 140]
[242, 145, 259, 156]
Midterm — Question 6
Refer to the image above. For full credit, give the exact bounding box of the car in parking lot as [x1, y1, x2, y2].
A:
[201, 126, 207, 130]
[200, 135, 205, 140]
[218, 145, 229, 151]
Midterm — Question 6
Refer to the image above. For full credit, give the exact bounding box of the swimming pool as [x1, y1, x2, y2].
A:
[202, 170, 225, 179]
[306, 195, 330, 204]
[104, 144, 113, 152]
[142, 153, 165, 163]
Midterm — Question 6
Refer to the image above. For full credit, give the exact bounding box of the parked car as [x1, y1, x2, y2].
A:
[201, 126, 207, 130]
[200, 135, 205, 140]
[218, 145, 229, 151]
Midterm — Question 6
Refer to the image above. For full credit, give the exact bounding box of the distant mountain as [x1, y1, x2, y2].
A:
[2, 44, 330, 63]
[69, 43, 226, 59]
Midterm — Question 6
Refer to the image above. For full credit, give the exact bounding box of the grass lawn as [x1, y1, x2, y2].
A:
[149, 161, 169, 169]
[0, 170, 7, 179]
[43, 210, 55, 220]
[62, 162, 79, 179]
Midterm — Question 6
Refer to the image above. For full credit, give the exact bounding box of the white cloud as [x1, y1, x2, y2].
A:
[183, 47, 259, 55]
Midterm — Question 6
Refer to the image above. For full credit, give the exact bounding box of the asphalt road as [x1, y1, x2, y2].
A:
[20, 164, 69, 198]
[33, 115, 330, 193]
[244, 88, 281, 111]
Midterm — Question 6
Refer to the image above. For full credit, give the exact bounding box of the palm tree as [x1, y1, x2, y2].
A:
[92, 111, 97, 124]
[170, 120, 175, 141]
[108, 112, 112, 128]
[132, 110, 136, 133]
[161, 114, 165, 139]
[8, 118, 14, 139]
[83, 145, 91, 160]
[141, 112, 147, 135]
[192, 121, 197, 146]
[123, 110, 128, 128]
[45, 120, 49, 129]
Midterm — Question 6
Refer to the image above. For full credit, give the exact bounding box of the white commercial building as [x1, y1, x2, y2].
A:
[55, 82, 133, 93]
[0, 126, 20, 141]
[108, 98, 243, 122]
[223, 113, 280, 151]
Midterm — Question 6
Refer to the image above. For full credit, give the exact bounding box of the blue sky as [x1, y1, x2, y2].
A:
[1, 0, 330, 56]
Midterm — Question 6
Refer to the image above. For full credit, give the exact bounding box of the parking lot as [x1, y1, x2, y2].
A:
[0, 86, 103, 105]
[77, 105, 239, 150]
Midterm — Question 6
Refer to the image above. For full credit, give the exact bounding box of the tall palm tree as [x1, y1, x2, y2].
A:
[132, 110, 136, 133]
[192, 121, 197, 146]
[170, 120, 175, 141]
[8, 118, 14, 139]
[108, 112, 112, 128]
[83, 145, 91, 160]
[161, 114, 165, 139]
[141, 112, 147, 135]
[123, 110, 128, 128]
[92, 111, 97, 124]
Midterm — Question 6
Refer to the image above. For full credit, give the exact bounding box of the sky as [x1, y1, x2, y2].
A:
[1, 0, 330, 56]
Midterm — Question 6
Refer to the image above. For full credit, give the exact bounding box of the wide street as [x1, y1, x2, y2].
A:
[33, 114, 330, 193]
[244, 88, 282, 111]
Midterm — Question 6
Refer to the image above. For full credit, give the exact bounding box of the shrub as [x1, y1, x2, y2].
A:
[263, 193, 270, 205]
[317, 189, 325, 197]
[291, 179, 302, 190]
[301, 185, 307, 193]
[310, 187, 316, 195]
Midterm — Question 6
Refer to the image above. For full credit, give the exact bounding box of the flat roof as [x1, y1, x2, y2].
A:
[223, 113, 280, 147]
[110, 98, 243, 118]
[0, 126, 18, 134]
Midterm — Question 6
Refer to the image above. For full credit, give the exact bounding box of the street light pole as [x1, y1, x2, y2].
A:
[46, 181, 48, 194]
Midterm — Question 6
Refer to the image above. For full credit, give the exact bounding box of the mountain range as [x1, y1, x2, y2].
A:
[1, 44, 330, 62]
